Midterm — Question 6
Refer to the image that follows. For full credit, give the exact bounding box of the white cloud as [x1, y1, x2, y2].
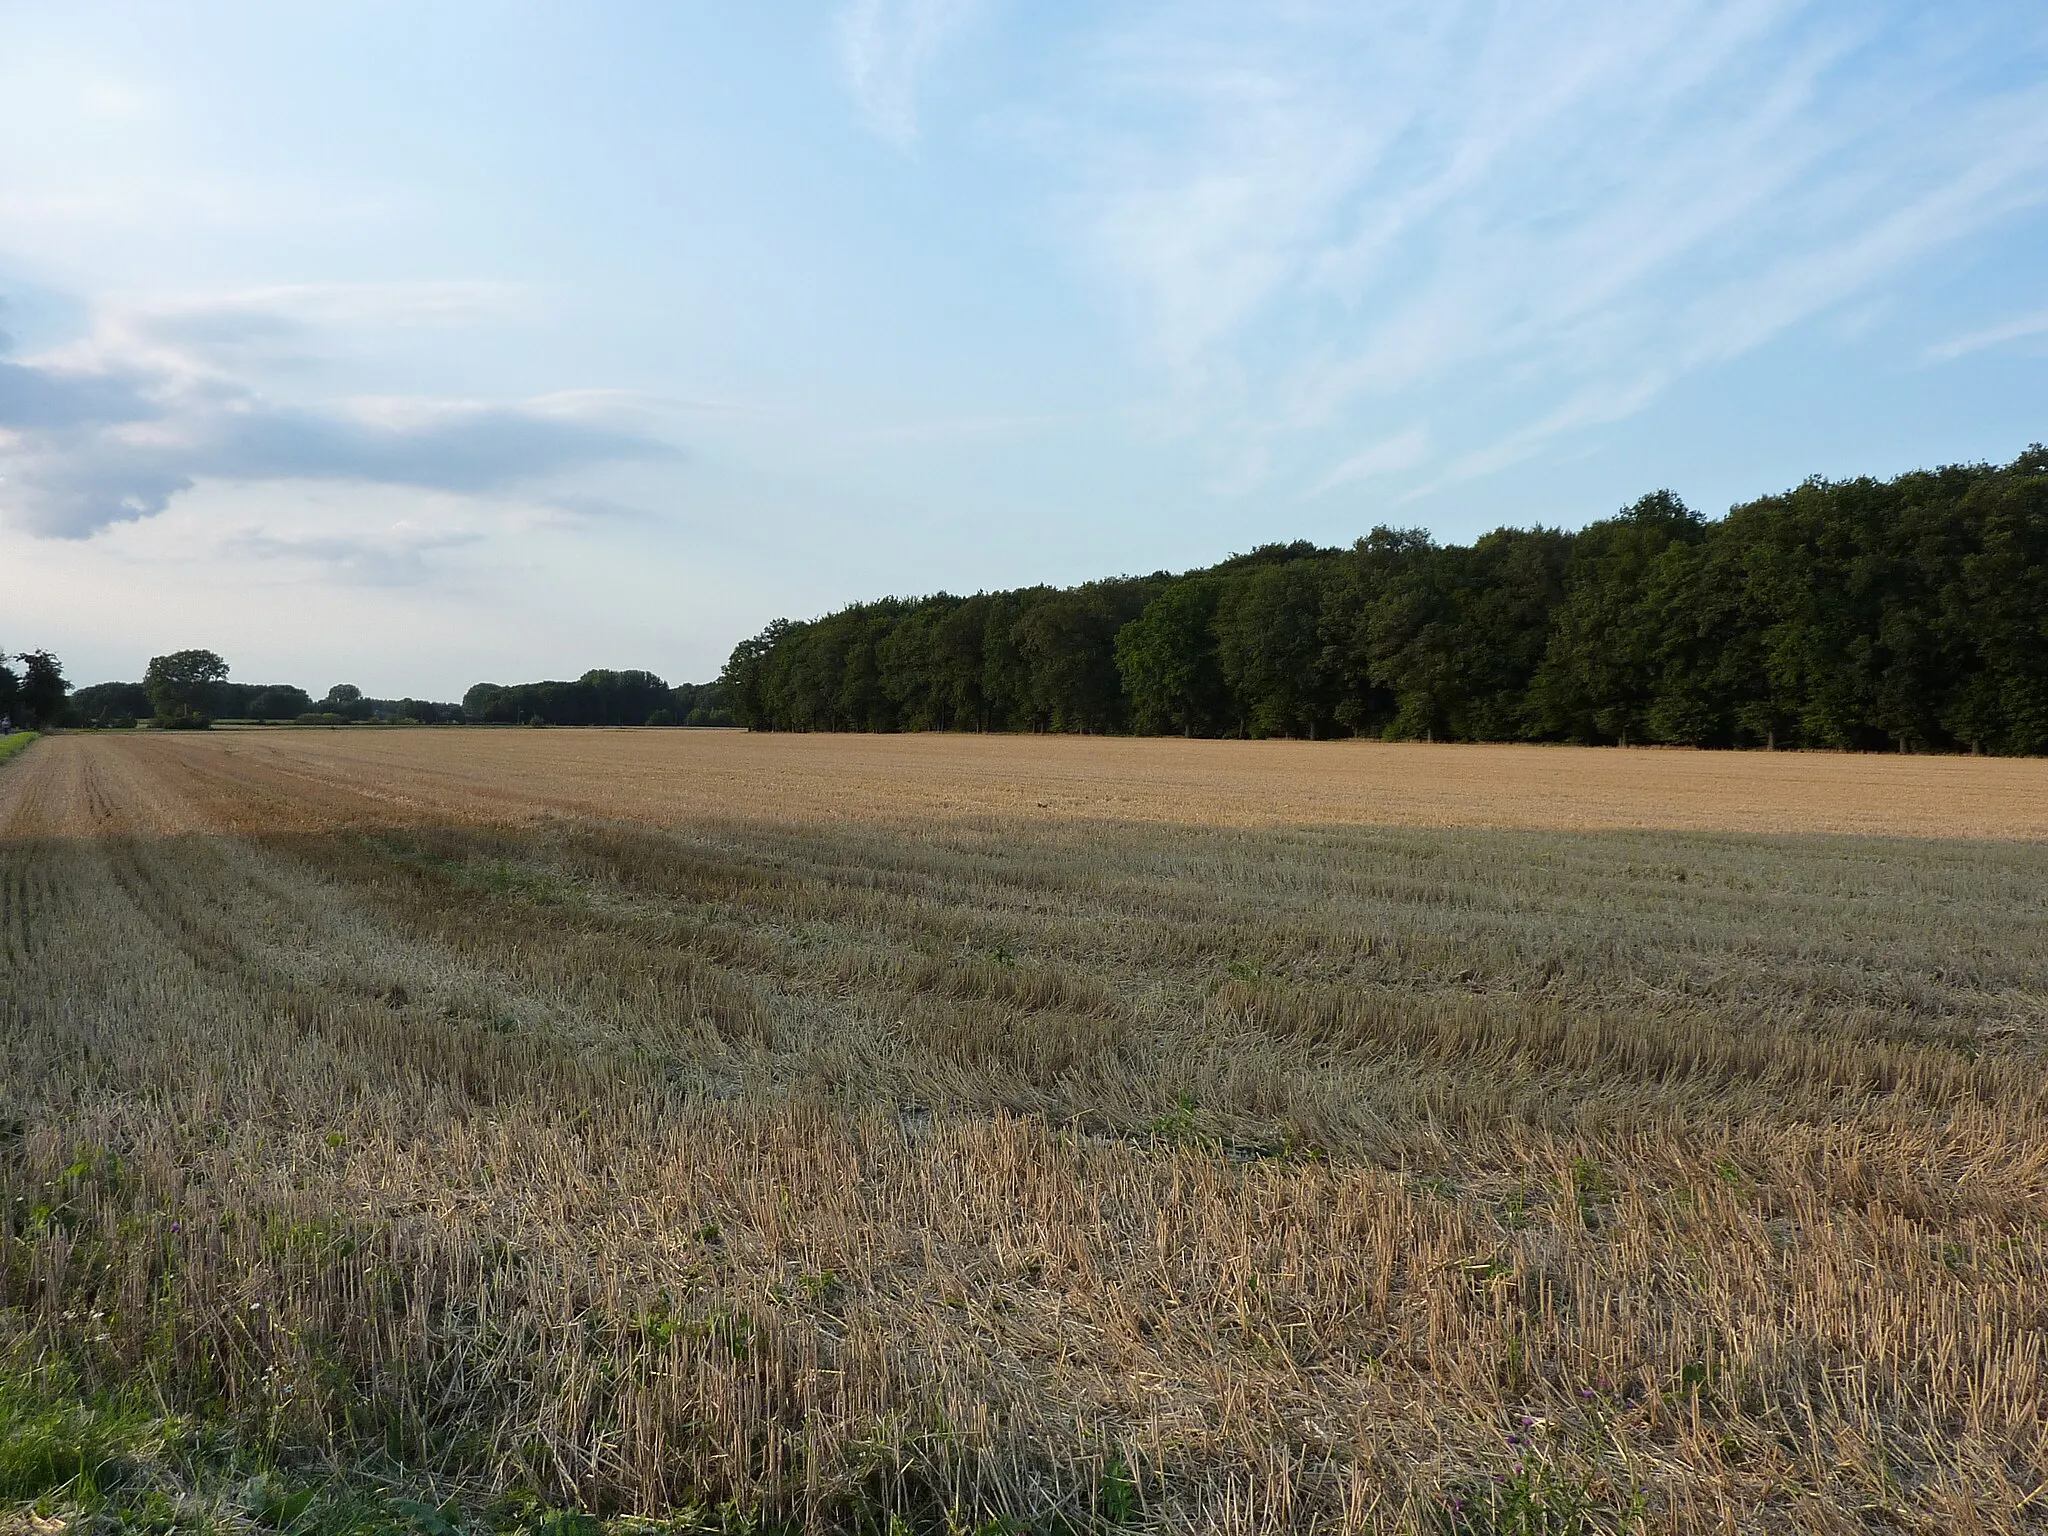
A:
[1311, 426, 1430, 496]
[835, 0, 981, 147]
[1926, 306, 2048, 362]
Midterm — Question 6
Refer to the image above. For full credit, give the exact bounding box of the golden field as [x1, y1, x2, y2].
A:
[2, 728, 2046, 1534]
[9, 727, 2048, 841]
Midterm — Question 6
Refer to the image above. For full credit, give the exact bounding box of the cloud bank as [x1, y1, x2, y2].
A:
[0, 290, 676, 538]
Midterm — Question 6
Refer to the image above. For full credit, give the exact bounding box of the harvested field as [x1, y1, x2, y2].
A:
[3, 729, 2046, 1534]
[7, 727, 2047, 840]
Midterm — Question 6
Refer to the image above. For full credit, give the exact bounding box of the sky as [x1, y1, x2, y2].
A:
[3, 2, 2046, 698]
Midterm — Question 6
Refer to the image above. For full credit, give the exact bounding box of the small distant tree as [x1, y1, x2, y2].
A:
[322, 684, 372, 721]
[0, 653, 20, 727]
[1116, 578, 1226, 735]
[146, 649, 228, 727]
[246, 686, 313, 722]
[16, 652, 70, 728]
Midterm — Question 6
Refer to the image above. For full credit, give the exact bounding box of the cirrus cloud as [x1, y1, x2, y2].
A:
[1053, 1, 2048, 495]
[835, 0, 983, 148]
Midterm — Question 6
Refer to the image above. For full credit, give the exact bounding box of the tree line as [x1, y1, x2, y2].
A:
[463, 672, 729, 727]
[40, 654, 730, 730]
[0, 651, 68, 732]
[720, 446, 2048, 754]
[65, 652, 472, 729]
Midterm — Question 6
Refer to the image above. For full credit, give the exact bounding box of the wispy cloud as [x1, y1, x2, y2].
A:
[835, 0, 981, 147]
[223, 525, 486, 587]
[1926, 306, 2048, 362]
[833, 409, 1072, 446]
[1310, 426, 1430, 496]
[0, 288, 677, 538]
[1051, 1, 2048, 494]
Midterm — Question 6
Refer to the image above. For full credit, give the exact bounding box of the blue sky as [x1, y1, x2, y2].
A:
[3, 1, 2046, 696]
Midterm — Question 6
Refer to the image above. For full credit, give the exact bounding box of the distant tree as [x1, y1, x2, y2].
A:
[976, 593, 1030, 730]
[1116, 578, 1226, 735]
[0, 653, 20, 727]
[146, 649, 228, 726]
[879, 598, 966, 730]
[69, 680, 150, 727]
[1013, 581, 1154, 733]
[1940, 448, 2048, 752]
[1353, 529, 1462, 740]
[719, 622, 790, 730]
[16, 647, 70, 724]
[16, 651, 69, 729]
[246, 686, 314, 722]
[1532, 492, 1704, 744]
[574, 669, 672, 725]
[463, 683, 509, 722]
[1215, 560, 1337, 737]
[321, 684, 376, 721]
[672, 679, 732, 726]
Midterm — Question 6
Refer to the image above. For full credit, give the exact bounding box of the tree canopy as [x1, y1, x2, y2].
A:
[145, 649, 229, 726]
[462, 671, 729, 727]
[0, 650, 72, 730]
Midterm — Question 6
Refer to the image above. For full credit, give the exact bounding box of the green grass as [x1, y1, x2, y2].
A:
[0, 1357, 1124, 1536]
[0, 1357, 703, 1534]
[0, 731, 37, 768]
[0, 1360, 165, 1505]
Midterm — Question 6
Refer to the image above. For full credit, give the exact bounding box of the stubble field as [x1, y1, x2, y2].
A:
[2, 729, 2046, 1535]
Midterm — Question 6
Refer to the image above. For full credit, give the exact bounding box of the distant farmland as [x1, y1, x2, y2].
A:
[3, 730, 2045, 1533]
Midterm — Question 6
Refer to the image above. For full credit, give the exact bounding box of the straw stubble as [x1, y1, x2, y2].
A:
[1, 730, 2044, 1532]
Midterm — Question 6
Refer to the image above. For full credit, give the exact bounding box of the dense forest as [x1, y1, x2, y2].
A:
[720, 448, 2048, 754]
[464, 672, 729, 727]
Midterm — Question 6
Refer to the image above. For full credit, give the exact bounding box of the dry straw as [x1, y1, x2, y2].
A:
[2, 731, 2045, 1532]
